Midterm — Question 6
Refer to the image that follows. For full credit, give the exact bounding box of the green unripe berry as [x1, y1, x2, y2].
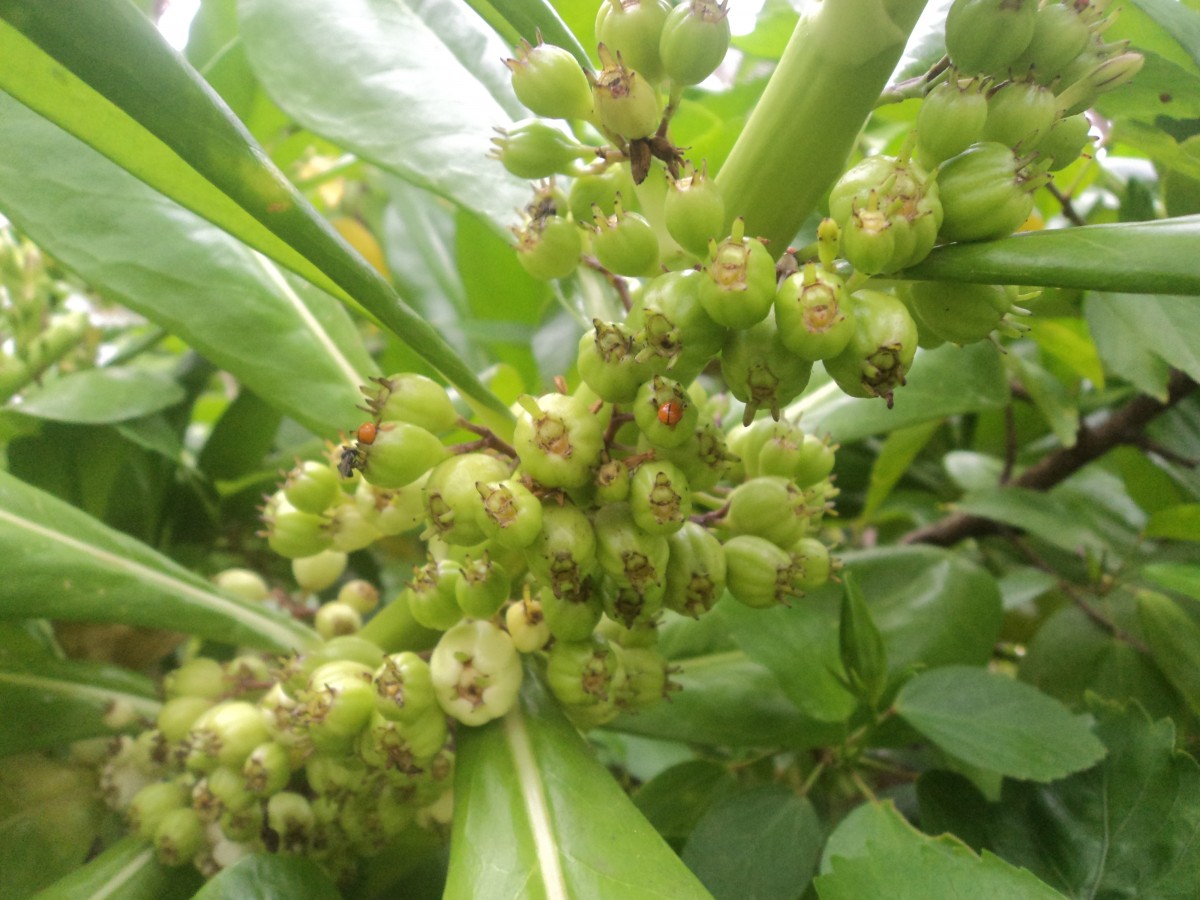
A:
[358, 707, 447, 773]
[841, 198, 896, 276]
[213, 567, 270, 603]
[515, 214, 582, 281]
[430, 619, 523, 726]
[945, 0, 1037, 77]
[264, 495, 332, 559]
[568, 164, 638, 222]
[490, 120, 590, 179]
[659, 0, 731, 86]
[823, 290, 918, 407]
[425, 453, 510, 546]
[314, 601, 362, 639]
[475, 478, 544, 549]
[634, 375, 697, 448]
[793, 434, 837, 488]
[577, 320, 652, 404]
[337, 579, 380, 615]
[629, 459, 692, 535]
[1039, 113, 1091, 171]
[455, 554, 512, 619]
[1013, 1, 1092, 84]
[164, 657, 226, 700]
[356, 476, 427, 536]
[323, 496, 383, 553]
[128, 780, 189, 842]
[539, 581, 604, 641]
[774, 264, 856, 361]
[697, 220, 776, 329]
[242, 741, 292, 798]
[982, 78, 1057, 149]
[602, 581, 664, 630]
[304, 661, 377, 752]
[514, 392, 605, 489]
[754, 421, 806, 480]
[792, 536, 837, 590]
[292, 549, 348, 593]
[721, 316, 813, 426]
[917, 79, 988, 167]
[663, 521, 726, 618]
[267, 791, 315, 854]
[546, 635, 622, 710]
[157, 696, 215, 745]
[723, 534, 803, 608]
[726, 476, 808, 548]
[902, 280, 1017, 345]
[613, 644, 672, 710]
[359, 421, 449, 490]
[505, 595, 552, 652]
[936, 142, 1038, 242]
[407, 561, 464, 631]
[630, 268, 726, 380]
[524, 500, 597, 600]
[664, 164, 726, 257]
[284, 460, 340, 514]
[591, 199, 660, 276]
[594, 457, 632, 503]
[595, 0, 673, 85]
[154, 806, 205, 867]
[506, 39, 594, 120]
[591, 43, 662, 139]
[373, 652, 437, 723]
[593, 502, 670, 598]
[365, 373, 459, 435]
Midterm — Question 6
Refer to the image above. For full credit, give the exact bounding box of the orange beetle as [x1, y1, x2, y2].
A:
[657, 400, 684, 428]
[356, 421, 378, 445]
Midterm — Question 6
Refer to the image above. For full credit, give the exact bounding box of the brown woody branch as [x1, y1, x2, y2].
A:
[903, 369, 1197, 546]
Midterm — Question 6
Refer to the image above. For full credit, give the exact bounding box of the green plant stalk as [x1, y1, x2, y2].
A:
[715, 0, 929, 255]
[359, 592, 443, 654]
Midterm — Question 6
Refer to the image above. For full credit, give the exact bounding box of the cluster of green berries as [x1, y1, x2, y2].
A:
[101, 635, 453, 883]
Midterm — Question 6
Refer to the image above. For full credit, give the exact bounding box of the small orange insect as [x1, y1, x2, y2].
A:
[657, 400, 684, 428]
[356, 421, 378, 445]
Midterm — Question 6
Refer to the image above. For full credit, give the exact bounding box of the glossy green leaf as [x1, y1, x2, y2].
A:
[0, 2, 508, 419]
[448, 671, 712, 899]
[34, 836, 202, 900]
[839, 572, 889, 708]
[1137, 590, 1200, 714]
[0, 470, 319, 652]
[954, 486, 1110, 555]
[815, 801, 1066, 900]
[8, 367, 185, 425]
[1007, 350, 1079, 447]
[1142, 562, 1200, 600]
[1146, 503, 1200, 541]
[0, 651, 159, 757]
[192, 854, 342, 899]
[1085, 293, 1200, 388]
[895, 666, 1107, 782]
[1128, 0, 1200, 69]
[859, 420, 940, 522]
[471, 0, 591, 67]
[1026, 318, 1105, 391]
[982, 700, 1200, 898]
[726, 547, 1003, 723]
[903, 216, 1200, 295]
[634, 760, 738, 847]
[681, 784, 822, 900]
[796, 342, 1009, 443]
[240, 0, 529, 233]
[0, 93, 371, 436]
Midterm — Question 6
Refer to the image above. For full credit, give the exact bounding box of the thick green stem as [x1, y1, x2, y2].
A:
[715, 0, 929, 255]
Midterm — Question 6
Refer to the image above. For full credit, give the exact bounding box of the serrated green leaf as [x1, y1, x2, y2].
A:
[34, 835, 202, 900]
[895, 666, 1107, 782]
[903, 216, 1200, 295]
[0, 2, 508, 419]
[681, 784, 822, 900]
[1137, 590, 1200, 714]
[983, 700, 1200, 898]
[191, 854, 342, 899]
[797, 342, 1009, 444]
[240, 0, 529, 233]
[0, 93, 371, 437]
[1146, 503, 1200, 541]
[0, 470, 318, 652]
[448, 671, 713, 899]
[726, 547, 1003, 724]
[0, 651, 159, 757]
[8, 367, 185, 425]
[815, 801, 1067, 900]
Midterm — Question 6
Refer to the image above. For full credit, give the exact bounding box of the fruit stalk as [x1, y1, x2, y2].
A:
[715, 0, 928, 255]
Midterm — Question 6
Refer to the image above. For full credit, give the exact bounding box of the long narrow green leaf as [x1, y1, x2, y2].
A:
[448, 670, 713, 899]
[0, 1, 510, 419]
[469, 0, 592, 67]
[34, 836, 202, 900]
[0, 92, 370, 436]
[903, 216, 1200, 294]
[0, 470, 319, 653]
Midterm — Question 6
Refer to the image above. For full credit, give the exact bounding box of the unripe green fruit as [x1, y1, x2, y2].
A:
[841, 199, 895, 275]
[902, 280, 1017, 345]
[304, 662, 377, 753]
[629, 459, 692, 535]
[157, 696, 214, 744]
[430, 619, 523, 726]
[754, 422, 805, 479]
[314, 601, 363, 639]
[547, 636, 622, 709]
[823, 290, 918, 407]
[594, 502, 670, 598]
[506, 40, 594, 120]
[591, 199, 660, 276]
[357, 477, 425, 537]
[213, 567, 270, 604]
[188, 700, 271, 772]
[634, 375, 697, 448]
[425, 453, 510, 546]
[659, 0, 732, 86]
[945, 0, 1037, 77]
[308, 635, 387, 671]
[594, 458, 632, 503]
[936, 142, 1037, 242]
[292, 549, 347, 593]
[367, 373, 459, 435]
[793, 434, 838, 488]
[721, 316, 813, 425]
[505, 595, 552, 652]
[828, 154, 938, 229]
[284, 460, 340, 514]
[264, 495, 332, 559]
[1013, 1, 1091, 84]
[515, 214, 582, 281]
[514, 392, 605, 489]
[775, 264, 856, 360]
[595, 0, 673, 85]
[360, 421, 448, 490]
[726, 477, 809, 548]
[697, 221, 776, 329]
[374, 652, 436, 723]
[591, 44, 662, 139]
[917, 79, 988, 166]
[455, 554, 511, 619]
[645, 416, 735, 492]
[982, 79, 1057, 149]
[724, 416, 781, 481]
[664, 165, 726, 257]
[267, 791, 315, 854]
[792, 536, 836, 590]
[490, 120, 590, 179]
[154, 806, 205, 867]
[337, 579, 380, 615]
[1039, 113, 1091, 171]
[165, 657, 226, 700]
[218, 801, 264, 845]
[630, 269, 726, 380]
[723, 534, 802, 608]
[475, 478, 544, 548]
[663, 521, 726, 618]
[323, 497, 383, 553]
[242, 741, 292, 798]
[358, 707, 447, 773]
[568, 164, 638, 222]
[577, 320, 652, 403]
[613, 644, 671, 710]
[129, 780, 189, 842]
[539, 581, 604, 641]
[408, 561, 464, 631]
[524, 500, 597, 599]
